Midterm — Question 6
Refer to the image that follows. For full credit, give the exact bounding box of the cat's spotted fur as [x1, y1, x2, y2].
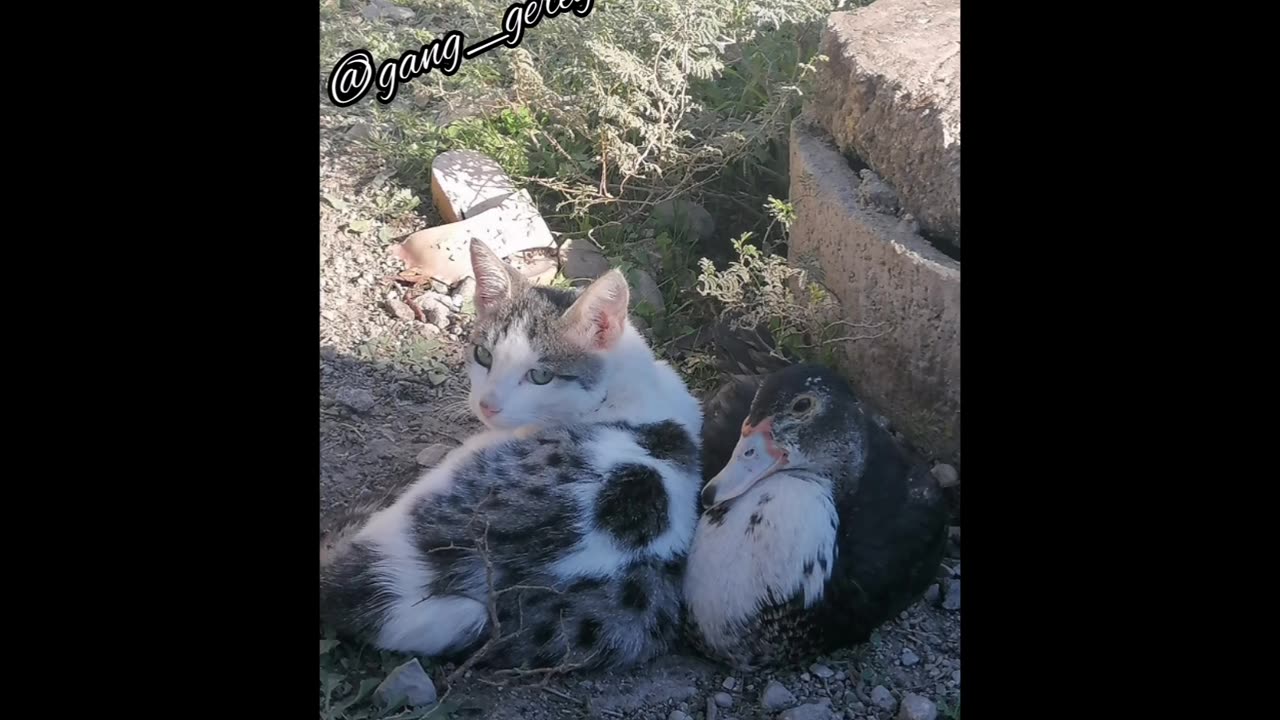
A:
[320, 240, 703, 670]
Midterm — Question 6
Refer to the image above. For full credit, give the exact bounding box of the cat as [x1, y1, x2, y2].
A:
[320, 239, 704, 671]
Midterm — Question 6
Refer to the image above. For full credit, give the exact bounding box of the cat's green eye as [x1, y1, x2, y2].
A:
[527, 368, 554, 385]
[474, 345, 492, 369]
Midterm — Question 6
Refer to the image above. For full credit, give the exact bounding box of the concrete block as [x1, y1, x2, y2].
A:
[788, 116, 959, 459]
[809, 0, 960, 246]
[431, 149, 516, 222]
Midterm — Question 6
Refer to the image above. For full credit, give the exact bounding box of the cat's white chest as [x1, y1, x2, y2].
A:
[683, 476, 837, 648]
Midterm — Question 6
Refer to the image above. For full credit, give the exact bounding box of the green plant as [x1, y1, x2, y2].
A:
[322, 0, 841, 229]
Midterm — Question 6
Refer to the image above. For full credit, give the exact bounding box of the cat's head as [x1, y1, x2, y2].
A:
[466, 239, 632, 430]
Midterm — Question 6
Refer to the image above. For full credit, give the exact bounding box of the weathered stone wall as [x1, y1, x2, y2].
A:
[789, 116, 960, 459]
[808, 0, 960, 247]
[788, 0, 961, 461]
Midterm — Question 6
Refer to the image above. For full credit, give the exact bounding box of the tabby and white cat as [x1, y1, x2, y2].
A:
[320, 239, 704, 670]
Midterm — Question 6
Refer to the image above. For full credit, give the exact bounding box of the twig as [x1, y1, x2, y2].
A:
[541, 686, 580, 705]
[445, 521, 500, 686]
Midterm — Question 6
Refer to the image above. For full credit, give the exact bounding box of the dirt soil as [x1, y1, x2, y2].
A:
[320, 117, 961, 720]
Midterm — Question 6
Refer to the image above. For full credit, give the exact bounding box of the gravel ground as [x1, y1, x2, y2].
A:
[319, 113, 961, 720]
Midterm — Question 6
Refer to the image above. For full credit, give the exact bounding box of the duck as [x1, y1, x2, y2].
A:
[682, 363, 949, 670]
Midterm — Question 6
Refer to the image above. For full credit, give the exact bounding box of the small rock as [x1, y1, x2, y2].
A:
[650, 198, 716, 242]
[668, 712, 690, 720]
[415, 293, 453, 326]
[559, 237, 612, 280]
[629, 268, 665, 313]
[870, 686, 896, 711]
[896, 694, 936, 720]
[420, 322, 443, 337]
[415, 443, 451, 467]
[777, 699, 835, 720]
[951, 564, 960, 578]
[856, 169, 900, 213]
[930, 464, 958, 487]
[951, 670, 960, 685]
[923, 583, 941, 605]
[901, 649, 920, 667]
[722, 677, 737, 691]
[761, 680, 797, 710]
[385, 297, 416, 321]
[362, 0, 415, 22]
[450, 276, 476, 302]
[346, 122, 372, 141]
[810, 663, 834, 679]
[942, 580, 960, 611]
[334, 387, 376, 414]
[373, 658, 437, 708]
[800, 673, 811, 683]
[834, 671, 846, 681]
[707, 696, 719, 720]
[715, 693, 733, 708]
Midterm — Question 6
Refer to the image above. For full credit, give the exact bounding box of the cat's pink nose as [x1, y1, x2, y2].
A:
[479, 400, 500, 418]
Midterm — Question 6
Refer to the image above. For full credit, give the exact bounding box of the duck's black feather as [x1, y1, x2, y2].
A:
[698, 373, 763, 485]
[691, 368, 949, 667]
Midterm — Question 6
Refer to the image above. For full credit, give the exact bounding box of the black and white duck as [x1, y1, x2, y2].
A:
[683, 364, 949, 670]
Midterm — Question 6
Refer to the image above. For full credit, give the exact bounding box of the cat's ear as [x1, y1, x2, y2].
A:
[563, 269, 630, 351]
[470, 239, 526, 319]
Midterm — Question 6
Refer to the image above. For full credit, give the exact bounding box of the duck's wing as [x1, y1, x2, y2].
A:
[816, 419, 950, 648]
[699, 373, 764, 483]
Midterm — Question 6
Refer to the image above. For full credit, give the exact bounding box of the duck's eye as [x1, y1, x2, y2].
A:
[473, 345, 492, 369]
[528, 368, 554, 385]
[791, 397, 813, 414]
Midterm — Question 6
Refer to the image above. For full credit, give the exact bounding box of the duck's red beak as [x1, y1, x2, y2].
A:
[702, 417, 789, 508]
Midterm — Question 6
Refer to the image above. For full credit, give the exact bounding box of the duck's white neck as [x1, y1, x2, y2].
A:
[683, 471, 838, 650]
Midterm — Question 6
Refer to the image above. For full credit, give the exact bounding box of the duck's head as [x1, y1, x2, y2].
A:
[701, 364, 863, 509]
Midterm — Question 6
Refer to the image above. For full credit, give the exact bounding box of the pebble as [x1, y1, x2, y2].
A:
[834, 671, 846, 681]
[334, 387, 376, 414]
[415, 443, 451, 467]
[630, 268, 665, 312]
[650, 198, 716, 243]
[809, 663, 834, 679]
[870, 686, 896, 711]
[373, 658, 437, 708]
[857, 168, 901, 213]
[450, 276, 476, 302]
[420, 322, 443, 337]
[559, 237, 612, 280]
[896, 694, 937, 720]
[715, 693, 733, 708]
[951, 670, 961, 685]
[923, 583, 941, 605]
[800, 673, 811, 683]
[722, 677, 737, 691]
[385, 297, 416, 321]
[416, 294, 453, 326]
[346, 122, 372, 141]
[760, 680, 797, 710]
[668, 712, 690, 720]
[930, 463, 958, 487]
[901, 649, 921, 667]
[942, 580, 961, 610]
[777, 698, 835, 720]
